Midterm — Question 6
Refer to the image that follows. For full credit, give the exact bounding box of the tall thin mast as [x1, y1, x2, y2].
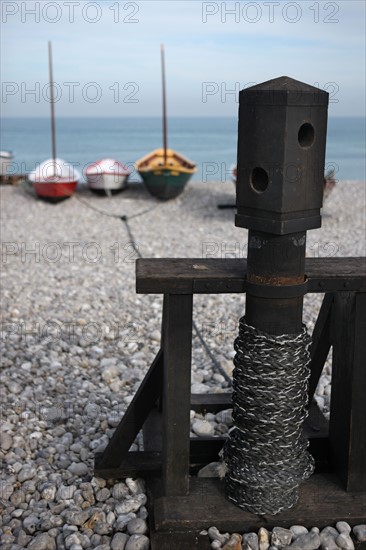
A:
[161, 44, 168, 164]
[48, 41, 57, 166]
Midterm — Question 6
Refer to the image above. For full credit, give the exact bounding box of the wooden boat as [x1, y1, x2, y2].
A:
[136, 45, 196, 200]
[85, 158, 130, 194]
[30, 42, 80, 201]
[29, 157, 80, 200]
[0, 151, 13, 180]
[136, 148, 196, 200]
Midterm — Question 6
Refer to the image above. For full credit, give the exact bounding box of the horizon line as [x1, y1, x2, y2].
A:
[2, 115, 365, 119]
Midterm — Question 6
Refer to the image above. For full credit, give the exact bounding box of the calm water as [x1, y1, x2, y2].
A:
[1, 117, 365, 182]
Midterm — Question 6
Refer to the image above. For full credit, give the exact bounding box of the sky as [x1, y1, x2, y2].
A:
[1, 0, 365, 117]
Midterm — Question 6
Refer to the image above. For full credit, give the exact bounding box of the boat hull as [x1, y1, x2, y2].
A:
[0, 152, 13, 177]
[139, 170, 193, 200]
[136, 148, 196, 200]
[32, 180, 78, 201]
[87, 173, 128, 192]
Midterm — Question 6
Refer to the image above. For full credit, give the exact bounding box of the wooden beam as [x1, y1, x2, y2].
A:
[95, 402, 329, 479]
[329, 292, 366, 491]
[136, 257, 366, 294]
[308, 292, 334, 404]
[150, 475, 366, 533]
[95, 349, 163, 470]
[162, 294, 193, 496]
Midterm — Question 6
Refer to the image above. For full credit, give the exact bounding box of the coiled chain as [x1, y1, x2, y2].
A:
[223, 318, 314, 515]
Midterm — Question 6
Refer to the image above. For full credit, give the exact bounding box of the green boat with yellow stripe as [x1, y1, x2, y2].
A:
[136, 148, 196, 201]
[136, 45, 196, 201]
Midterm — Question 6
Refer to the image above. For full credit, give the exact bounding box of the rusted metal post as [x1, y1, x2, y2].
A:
[224, 77, 329, 514]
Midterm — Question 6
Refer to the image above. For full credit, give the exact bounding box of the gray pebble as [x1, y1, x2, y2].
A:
[41, 484, 57, 501]
[336, 523, 351, 535]
[96, 488, 110, 502]
[68, 462, 89, 477]
[94, 522, 112, 535]
[62, 510, 90, 527]
[320, 532, 342, 550]
[285, 531, 320, 550]
[18, 466, 36, 482]
[215, 409, 233, 426]
[243, 532, 259, 550]
[10, 491, 25, 506]
[27, 532, 56, 550]
[1, 432, 13, 451]
[208, 527, 230, 545]
[90, 534, 102, 546]
[336, 533, 354, 550]
[127, 517, 148, 535]
[56, 485, 77, 501]
[16, 529, 31, 546]
[101, 364, 119, 382]
[290, 527, 309, 539]
[197, 462, 223, 478]
[111, 532, 129, 550]
[114, 513, 137, 532]
[112, 482, 129, 500]
[115, 495, 147, 514]
[64, 533, 82, 549]
[1, 533, 16, 545]
[272, 527, 293, 548]
[192, 419, 215, 436]
[125, 478, 145, 496]
[353, 525, 366, 542]
[22, 514, 40, 534]
[321, 527, 339, 538]
[125, 534, 150, 550]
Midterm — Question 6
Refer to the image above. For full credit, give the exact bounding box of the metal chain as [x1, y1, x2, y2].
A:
[223, 318, 314, 515]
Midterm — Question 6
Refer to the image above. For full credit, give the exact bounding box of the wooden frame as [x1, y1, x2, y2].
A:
[94, 257, 366, 549]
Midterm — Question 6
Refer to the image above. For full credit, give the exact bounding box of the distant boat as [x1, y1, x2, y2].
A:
[29, 158, 80, 200]
[30, 41, 80, 201]
[85, 158, 130, 194]
[136, 44, 196, 200]
[0, 151, 13, 178]
[136, 148, 196, 201]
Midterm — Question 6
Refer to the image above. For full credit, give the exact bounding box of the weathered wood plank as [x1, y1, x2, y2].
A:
[95, 451, 161, 479]
[190, 392, 232, 412]
[95, 401, 329, 479]
[136, 257, 366, 294]
[162, 294, 193, 496]
[330, 292, 366, 491]
[308, 292, 333, 404]
[150, 530, 212, 550]
[95, 349, 163, 470]
[151, 475, 366, 532]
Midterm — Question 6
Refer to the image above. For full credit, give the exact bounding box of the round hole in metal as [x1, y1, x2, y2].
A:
[250, 167, 269, 193]
[298, 123, 315, 148]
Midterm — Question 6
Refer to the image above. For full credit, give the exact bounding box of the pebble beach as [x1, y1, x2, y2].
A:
[1, 179, 365, 549]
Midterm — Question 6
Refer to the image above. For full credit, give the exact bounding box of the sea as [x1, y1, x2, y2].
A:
[1, 117, 365, 183]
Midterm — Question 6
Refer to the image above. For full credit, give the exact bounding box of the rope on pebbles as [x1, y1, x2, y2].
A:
[223, 318, 314, 515]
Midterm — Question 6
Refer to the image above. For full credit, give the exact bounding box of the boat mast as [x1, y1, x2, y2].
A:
[48, 41, 57, 168]
[161, 44, 168, 164]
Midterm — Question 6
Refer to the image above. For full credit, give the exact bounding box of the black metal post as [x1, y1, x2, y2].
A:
[236, 77, 329, 334]
[225, 76, 330, 514]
